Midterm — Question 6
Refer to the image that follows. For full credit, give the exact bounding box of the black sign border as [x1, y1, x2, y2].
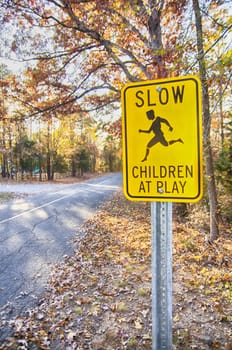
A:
[122, 76, 202, 202]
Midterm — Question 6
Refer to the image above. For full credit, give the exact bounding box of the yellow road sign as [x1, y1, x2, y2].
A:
[121, 75, 203, 203]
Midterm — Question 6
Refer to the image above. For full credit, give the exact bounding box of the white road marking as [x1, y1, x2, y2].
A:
[0, 193, 74, 224]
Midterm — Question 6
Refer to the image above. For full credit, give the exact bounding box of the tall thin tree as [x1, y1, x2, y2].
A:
[192, 0, 219, 240]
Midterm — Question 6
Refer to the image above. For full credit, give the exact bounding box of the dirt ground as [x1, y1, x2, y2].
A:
[0, 186, 231, 349]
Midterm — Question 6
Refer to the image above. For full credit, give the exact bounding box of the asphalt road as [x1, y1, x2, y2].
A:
[0, 173, 122, 343]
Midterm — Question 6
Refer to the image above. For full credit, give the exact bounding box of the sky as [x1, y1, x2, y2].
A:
[0, 57, 27, 74]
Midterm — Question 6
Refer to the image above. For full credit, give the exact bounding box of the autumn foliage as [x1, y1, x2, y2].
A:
[0, 2, 231, 346]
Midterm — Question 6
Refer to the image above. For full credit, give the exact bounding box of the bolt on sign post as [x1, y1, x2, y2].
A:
[121, 76, 203, 350]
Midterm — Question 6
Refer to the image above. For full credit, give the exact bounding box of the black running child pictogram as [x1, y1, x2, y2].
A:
[139, 109, 184, 162]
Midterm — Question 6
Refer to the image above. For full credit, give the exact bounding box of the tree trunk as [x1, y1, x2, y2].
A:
[71, 155, 76, 177]
[47, 153, 52, 180]
[192, 0, 219, 240]
[147, 1, 168, 78]
[219, 75, 224, 146]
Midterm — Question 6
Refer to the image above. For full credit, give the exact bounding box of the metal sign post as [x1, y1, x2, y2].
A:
[151, 202, 172, 350]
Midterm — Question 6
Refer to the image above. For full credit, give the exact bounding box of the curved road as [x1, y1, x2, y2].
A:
[0, 173, 122, 343]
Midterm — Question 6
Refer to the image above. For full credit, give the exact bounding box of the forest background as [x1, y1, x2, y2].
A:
[0, 1, 231, 236]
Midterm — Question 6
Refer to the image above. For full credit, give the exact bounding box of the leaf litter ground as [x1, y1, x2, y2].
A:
[0, 192, 231, 350]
